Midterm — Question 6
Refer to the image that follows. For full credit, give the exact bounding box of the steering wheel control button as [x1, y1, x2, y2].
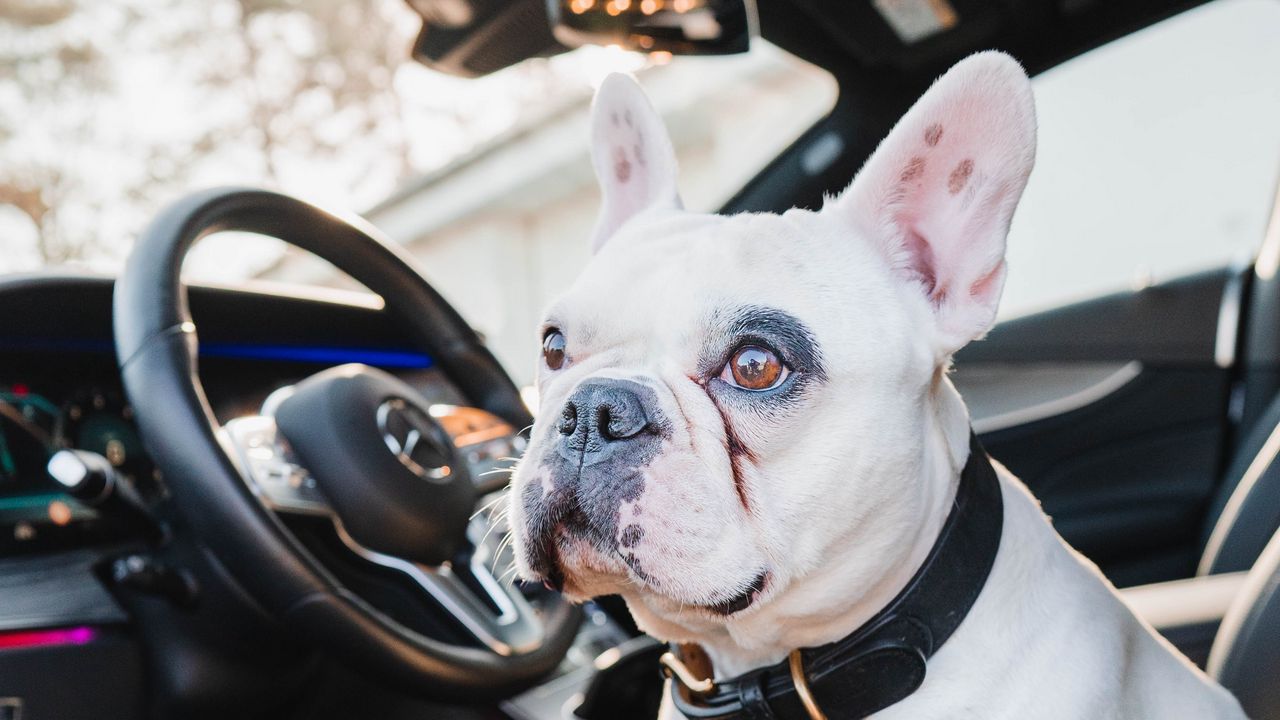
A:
[272, 364, 476, 566]
[220, 416, 330, 516]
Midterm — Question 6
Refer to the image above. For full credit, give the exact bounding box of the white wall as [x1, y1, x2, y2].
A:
[260, 45, 837, 385]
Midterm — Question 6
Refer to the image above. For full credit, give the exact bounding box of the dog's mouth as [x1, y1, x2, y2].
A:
[703, 571, 770, 616]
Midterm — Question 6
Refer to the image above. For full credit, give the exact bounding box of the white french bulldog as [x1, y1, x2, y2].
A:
[507, 52, 1245, 718]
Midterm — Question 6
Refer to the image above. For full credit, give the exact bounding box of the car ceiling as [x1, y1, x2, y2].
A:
[404, 0, 1216, 82]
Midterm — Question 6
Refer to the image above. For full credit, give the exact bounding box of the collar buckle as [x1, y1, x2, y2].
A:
[788, 649, 829, 720]
[660, 651, 716, 695]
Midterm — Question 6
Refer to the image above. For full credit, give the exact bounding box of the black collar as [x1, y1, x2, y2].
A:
[665, 433, 1003, 720]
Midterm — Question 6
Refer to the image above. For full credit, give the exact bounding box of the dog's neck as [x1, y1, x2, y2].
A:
[693, 373, 973, 678]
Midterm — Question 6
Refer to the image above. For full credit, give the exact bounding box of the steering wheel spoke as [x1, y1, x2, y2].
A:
[333, 514, 546, 657]
[221, 415, 333, 516]
[222, 411, 545, 656]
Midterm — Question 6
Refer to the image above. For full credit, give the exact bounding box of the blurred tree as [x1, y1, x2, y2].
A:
[0, 0, 596, 275]
[0, 0, 418, 268]
[0, 0, 105, 263]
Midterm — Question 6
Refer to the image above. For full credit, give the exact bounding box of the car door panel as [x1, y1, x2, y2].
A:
[953, 268, 1237, 587]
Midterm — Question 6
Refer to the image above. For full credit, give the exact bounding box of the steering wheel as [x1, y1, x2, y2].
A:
[113, 187, 581, 700]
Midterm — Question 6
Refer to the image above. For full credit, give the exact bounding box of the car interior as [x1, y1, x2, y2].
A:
[3, 0, 1280, 718]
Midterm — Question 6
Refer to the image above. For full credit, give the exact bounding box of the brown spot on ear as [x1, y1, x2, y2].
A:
[613, 146, 632, 183]
[924, 123, 943, 147]
[948, 159, 974, 195]
[901, 156, 926, 182]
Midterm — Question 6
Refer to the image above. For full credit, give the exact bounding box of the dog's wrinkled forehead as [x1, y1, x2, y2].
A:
[543, 209, 861, 375]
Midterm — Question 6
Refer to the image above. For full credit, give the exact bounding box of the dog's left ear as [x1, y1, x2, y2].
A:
[587, 73, 682, 253]
[830, 51, 1036, 357]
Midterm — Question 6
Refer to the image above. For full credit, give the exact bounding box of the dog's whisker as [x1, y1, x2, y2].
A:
[470, 489, 510, 517]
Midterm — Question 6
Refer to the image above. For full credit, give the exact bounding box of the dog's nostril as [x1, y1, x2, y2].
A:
[597, 400, 648, 441]
[560, 379, 656, 446]
[557, 403, 578, 436]
[596, 405, 615, 439]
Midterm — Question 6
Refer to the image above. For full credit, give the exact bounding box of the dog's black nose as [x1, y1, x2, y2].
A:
[557, 379, 655, 462]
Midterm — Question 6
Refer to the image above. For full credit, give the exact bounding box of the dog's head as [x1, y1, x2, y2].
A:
[508, 53, 1035, 641]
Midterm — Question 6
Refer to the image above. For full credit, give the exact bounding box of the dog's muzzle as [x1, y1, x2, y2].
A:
[522, 378, 667, 589]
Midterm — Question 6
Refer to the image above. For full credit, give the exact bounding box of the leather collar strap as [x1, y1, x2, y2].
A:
[667, 433, 1003, 720]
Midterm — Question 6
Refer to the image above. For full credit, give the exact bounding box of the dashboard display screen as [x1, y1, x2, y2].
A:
[0, 381, 156, 554]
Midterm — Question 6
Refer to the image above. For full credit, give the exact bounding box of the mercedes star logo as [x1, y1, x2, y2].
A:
[376, 398, 454, 482]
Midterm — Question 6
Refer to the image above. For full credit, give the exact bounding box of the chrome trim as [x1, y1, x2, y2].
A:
[1199, 418, 1280, 575]
[1215, 259, 1250, 369]
[970, 361, 1144, 434]
[1251, 178, 1280, 281]
[333, 519, 544, 656]
[376, 398, 454, 482]
[222, 411, 542, 656]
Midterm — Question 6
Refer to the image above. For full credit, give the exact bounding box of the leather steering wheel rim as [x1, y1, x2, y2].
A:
[114, 187, 581, 700]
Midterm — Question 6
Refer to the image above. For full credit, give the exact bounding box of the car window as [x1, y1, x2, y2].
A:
[253, 42, 837, 384]
[1001, 0, 1280, 318]
[0, 2, 835, 384]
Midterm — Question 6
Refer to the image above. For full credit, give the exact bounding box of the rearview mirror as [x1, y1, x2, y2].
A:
[546, 0, 756, 55]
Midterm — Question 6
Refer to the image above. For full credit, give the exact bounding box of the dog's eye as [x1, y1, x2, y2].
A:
[721, 345, 788, 391]
[542, 330, 567, 371]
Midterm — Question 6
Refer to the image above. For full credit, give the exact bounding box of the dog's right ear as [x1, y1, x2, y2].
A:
[828, 51, 1036, 359]
[587, 73, 682, 253]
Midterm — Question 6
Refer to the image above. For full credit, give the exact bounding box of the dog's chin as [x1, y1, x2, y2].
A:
[701, 570, 771, 616]
[630, 569, 773, 621]
[570, 564, 776, 625]
[525, 535, 775, 619]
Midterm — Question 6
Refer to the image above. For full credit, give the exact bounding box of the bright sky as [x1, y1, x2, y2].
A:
[0, 0, 649, 280]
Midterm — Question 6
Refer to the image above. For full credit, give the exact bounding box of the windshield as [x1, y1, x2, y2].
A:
[0, 1, 835, 287]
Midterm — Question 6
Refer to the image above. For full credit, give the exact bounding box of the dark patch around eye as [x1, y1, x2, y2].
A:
[700, 305, 827, 382]
[695, 305, 826, 514]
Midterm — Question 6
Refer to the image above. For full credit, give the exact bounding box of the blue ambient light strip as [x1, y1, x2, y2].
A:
[199, 342, 432, 368]
[0, 338, 433, 369]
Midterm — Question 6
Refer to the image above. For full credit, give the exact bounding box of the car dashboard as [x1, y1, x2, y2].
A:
[0, 275, 467, 557]
[0, 275, 638, 720]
